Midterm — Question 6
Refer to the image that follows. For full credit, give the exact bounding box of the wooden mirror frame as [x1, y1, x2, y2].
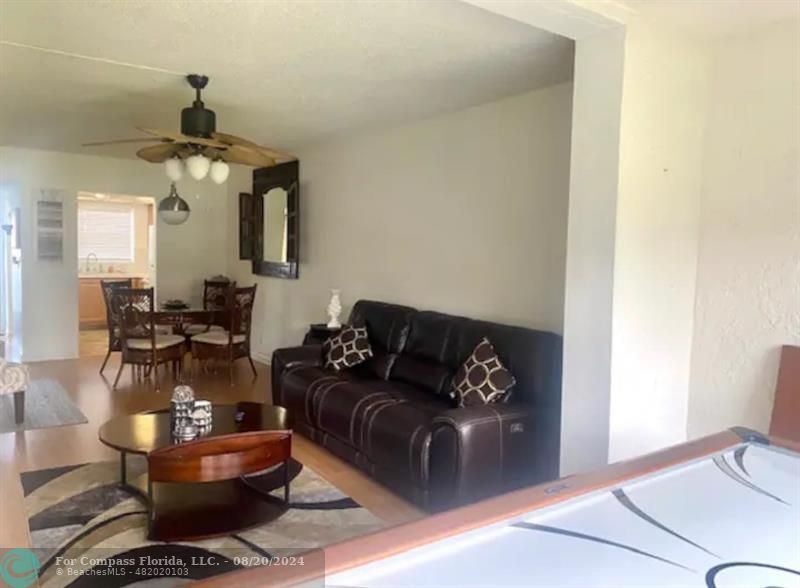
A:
[241, 161, 299, 279]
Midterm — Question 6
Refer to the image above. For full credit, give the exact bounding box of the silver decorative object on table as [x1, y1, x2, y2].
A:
[170, 384, 196, 438]
[173, 423, 198, 442]
[192, 400, 213, 432]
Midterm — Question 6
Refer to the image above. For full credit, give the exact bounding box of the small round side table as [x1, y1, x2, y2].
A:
[303, 323, 343, 346]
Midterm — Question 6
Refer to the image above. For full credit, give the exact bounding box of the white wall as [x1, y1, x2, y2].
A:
[0, 146, 230, 361]
[688, 20, 800, 437]
[608, 23, 711, 461]
[469, 0, 703, 471]
[228, 84, 573, 362]
[559, 30, 624, 475]
[469, 0, 795, 471]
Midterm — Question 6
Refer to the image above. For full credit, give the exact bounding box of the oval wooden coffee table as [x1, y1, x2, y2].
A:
[99, 401, 292, 541]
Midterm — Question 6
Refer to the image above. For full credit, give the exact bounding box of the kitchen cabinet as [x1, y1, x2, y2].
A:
[78, 277, 144, 329]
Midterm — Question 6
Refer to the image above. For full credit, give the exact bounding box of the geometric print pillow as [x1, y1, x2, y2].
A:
[324, 325, 374, 371]
[451, 337, 516, 407]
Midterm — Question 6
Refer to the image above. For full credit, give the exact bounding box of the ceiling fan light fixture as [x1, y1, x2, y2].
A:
[158, 182, 191, 225]
[164, 156, 184, 182]
[209, 159, 230, 184]
[84, 75, 296, 171]
[186, 153, 210, 180]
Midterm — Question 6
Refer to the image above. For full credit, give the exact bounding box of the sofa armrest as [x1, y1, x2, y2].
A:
[429, 403, 535, 508]
[270, 345, 323, 406]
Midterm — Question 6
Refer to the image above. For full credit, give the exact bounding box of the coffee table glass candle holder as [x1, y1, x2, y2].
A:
[192, 400, 213, 428]
[170, 384, 196, 438]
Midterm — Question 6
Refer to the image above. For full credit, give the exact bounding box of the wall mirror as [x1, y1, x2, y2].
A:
[241, 160, 299, 279]
[263, 187, 288, 263]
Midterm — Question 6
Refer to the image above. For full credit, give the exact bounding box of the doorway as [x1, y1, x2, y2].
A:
[0, 184, 23, 361]
[76, 192, 156, 358]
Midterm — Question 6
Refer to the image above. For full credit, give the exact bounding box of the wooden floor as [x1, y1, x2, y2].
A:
[78, 328, 108, 357]
[0, 354, 422, 550]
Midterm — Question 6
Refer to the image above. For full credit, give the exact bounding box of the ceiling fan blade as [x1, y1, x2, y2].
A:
[222, 144, 276, 167]
[82, 137, 162, 147]
[137, 127, 227, 149]
[212, 131, 296, 162]
[136, 143, 182, 163]
[211, 131, 261, 148]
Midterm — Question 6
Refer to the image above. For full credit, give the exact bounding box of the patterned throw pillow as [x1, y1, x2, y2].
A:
[324, 325, 373, 371]
[451, 337, 516, 407]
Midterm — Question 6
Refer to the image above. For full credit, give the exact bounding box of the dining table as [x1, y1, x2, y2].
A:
[153, 306, 226, 335]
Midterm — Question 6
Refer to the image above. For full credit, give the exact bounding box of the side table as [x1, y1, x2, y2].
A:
[303, 323, 343, 346]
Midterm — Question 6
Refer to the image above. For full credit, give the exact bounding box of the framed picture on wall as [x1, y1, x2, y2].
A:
[36, 200, 64, 260]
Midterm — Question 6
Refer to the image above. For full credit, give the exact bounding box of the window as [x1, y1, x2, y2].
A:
[77, 205, 135, 261]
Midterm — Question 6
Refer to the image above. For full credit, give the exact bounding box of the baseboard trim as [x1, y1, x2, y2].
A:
[252, 351, 271, 366]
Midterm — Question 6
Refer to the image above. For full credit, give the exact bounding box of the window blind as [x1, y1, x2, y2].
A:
[77, 206, 134, 261]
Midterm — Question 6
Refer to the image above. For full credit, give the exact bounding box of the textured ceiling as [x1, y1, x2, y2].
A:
[0, 0, 574, 158]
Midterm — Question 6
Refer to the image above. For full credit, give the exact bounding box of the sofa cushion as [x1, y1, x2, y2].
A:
[312, 378, 450, 488]
[359, 385, 449, 488]
[349, 300, 416, 354]
[391, 355, 453, 397]
[324, 326, 373, 370]
[451, 337, 516, 406]
[279, 365, 352, 428]
[349, 300, 415, 379]
[397, 310, 561, 407]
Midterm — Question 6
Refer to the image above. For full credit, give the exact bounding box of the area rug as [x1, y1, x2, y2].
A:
[21, 457, 385, 587]
[0, 380, 88, 434]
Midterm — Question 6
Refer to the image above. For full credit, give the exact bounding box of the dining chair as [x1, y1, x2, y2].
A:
[191, 284, 258, 385]
[110, 287, 186, 390]
[99, 278, 133, 374]
[183, 279, 236, 337]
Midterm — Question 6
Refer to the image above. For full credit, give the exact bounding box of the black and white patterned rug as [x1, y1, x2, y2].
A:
[21, 457, 384, 587]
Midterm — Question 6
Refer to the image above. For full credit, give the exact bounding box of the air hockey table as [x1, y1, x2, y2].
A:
[205, 427, 800, 588]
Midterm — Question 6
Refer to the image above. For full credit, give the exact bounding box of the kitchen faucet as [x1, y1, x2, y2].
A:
[85, 252, 98, 273]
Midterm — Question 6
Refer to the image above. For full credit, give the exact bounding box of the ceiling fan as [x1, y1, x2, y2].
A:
[82, 74, 295, 184]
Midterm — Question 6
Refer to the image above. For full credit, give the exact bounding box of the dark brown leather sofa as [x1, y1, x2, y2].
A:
[271, 300, 562, 510]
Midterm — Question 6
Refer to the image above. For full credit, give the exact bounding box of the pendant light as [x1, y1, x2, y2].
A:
[158, 182, 190, 225]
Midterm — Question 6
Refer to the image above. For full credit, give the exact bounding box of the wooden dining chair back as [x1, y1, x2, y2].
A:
[190, 284, 258, 385]
[231, 285, 257, 344]
[145, 430, 291, 537]
[182, 280, 236, 336]
[110, 287, 185, 390]
[99, 278, 133, 374]
[113, 287, 156, 342]
[204, 279, 234, 311]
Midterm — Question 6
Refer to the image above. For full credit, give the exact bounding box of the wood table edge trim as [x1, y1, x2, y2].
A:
[772, 435, 800, 453]
[770, 344, 800, 441]
[192, 427, 768, 588]
[97, 403, 290, 454]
